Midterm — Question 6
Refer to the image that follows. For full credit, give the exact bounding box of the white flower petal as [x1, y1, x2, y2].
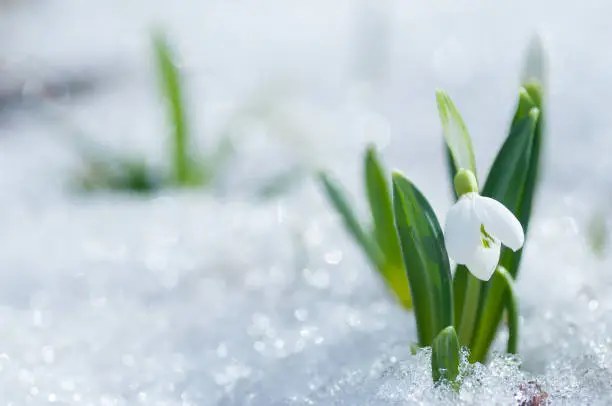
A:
[466, 239, 501, 281]
[444, 194, 481, 264]
[474, 195, 525, 251]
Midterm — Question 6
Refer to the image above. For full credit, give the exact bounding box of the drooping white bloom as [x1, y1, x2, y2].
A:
[444, 192, 525, 281]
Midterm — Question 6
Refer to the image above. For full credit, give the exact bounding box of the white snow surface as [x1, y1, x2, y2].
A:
[1, 0, 612, 404]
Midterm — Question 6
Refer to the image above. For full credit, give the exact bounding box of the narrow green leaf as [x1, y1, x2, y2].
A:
[469, 101, 541, 362]
[364, 146, 411, 308]
[515, 82, 544, 241]
[469, 43, 545, 357]
[432, 326, 461, 385]
[365, 146, 403, 269]
[318, 171, 384, 270]
[452, 264, 468, 327]
[152, 31, 191, 186]
[482, 108, 539, 202]
[392, 172, 453, 346]
[436, 90, 477, 177]
[587, 210, 608, 258]
[471, 267, 519, 358]
[453, 98, 539, 355]
[457, 271, 482, 348]
[482, 105, 540, 277]
[501, 268, 519, 355]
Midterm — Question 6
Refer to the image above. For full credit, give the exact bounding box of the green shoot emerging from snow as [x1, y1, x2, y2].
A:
[320, 39, 545, 388]
[75, 30, 236, 194]
[396, 81, 542, 387]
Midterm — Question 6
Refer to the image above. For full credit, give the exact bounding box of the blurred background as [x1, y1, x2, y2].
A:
[3, 0, 609, 203]
[2, 1, 612, 404]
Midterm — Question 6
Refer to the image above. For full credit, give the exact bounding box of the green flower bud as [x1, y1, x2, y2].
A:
[454, 169, 478, 197]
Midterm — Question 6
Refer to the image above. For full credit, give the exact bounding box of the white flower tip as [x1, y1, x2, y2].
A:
[506, 230, 525, 252]
[466, 240, 501, 282]
[466, 247, 499, 281]
[502, 221, 525, 252]
[469, 266, 495, 281]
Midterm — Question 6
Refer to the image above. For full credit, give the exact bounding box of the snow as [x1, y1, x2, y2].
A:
[1, 0, 612, 404]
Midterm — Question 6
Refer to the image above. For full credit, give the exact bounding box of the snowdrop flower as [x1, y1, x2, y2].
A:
[444, 169, 524, 281]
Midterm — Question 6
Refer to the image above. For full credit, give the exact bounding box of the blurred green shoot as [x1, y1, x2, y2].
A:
[71, 31, 310, 197]
[153, 31, 192, 186]
[71, 30, 237, 194]
[587, 209, 608, 259]
[78, 156, 163, 193]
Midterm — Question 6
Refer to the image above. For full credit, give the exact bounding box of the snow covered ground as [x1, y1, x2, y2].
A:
[2, 0, 612, 404]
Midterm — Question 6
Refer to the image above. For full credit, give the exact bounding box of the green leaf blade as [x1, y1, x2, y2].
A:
[436, 90, 477, 178]
[471, 267, 519, 360]
[452, 265, 468, 328]
[364, 146, 411, 307]
[516, 82, 544, 237]
[152, 31, 191, 186]
[365, 146, 403, 268]
[392, 172, 453, 346]
[482, 108, 539, 203]
[470, 90, 542, 362]
[500, 268, 520, 355]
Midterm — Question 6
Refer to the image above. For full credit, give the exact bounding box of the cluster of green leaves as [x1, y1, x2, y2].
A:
[449, 82, 543, 364]
[78, 31, 234, 194]
[320, 39, 545, 387]
[393, 79, 543, 386]
[318, 147, 412, 310]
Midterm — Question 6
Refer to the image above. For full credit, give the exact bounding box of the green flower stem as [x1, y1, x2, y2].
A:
[458, 274, 481, 347]
[505, 283, 519, 355]
[470, 266, 519, 361]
